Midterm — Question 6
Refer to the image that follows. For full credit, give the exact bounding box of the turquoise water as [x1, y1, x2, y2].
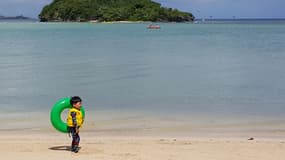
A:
[0, 22, 285, 122]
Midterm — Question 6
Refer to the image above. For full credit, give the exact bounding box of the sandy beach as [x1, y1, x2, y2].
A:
[1, 110, 285, 159]
[1, 128, 285, 160]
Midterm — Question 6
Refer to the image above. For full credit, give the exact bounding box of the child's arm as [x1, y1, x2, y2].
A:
[71, 112, 77, 127]
[71, 112, 80, 133]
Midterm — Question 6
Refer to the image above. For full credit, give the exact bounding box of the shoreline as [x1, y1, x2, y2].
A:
[2, 118, 285, 140]
[37, 20, 192, 24]
[1, 110, 285, 140]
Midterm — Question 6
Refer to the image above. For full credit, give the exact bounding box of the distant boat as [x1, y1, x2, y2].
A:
[147, 24, 161, 29]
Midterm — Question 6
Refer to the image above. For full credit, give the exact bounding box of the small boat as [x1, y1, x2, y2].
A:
[147, 24, 161, 29]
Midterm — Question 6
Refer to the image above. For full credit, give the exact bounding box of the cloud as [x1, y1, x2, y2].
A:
[156, 0, 285, 18]
[0, 0, 52, 17]
[0, 0, 51, 4]
[157, 0, 221, 5]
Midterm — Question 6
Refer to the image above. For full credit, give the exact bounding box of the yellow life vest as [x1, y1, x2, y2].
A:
[67, 108, 84, 127]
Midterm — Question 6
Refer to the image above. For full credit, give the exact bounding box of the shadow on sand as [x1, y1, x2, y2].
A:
[49, 146, 82, 152]
[49, 146, 71, 151]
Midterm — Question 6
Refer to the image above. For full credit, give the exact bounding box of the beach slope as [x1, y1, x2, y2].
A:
[1, 131, 285, 160]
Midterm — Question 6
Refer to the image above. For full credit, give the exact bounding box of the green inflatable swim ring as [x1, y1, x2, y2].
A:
[50, 97, 85, 133]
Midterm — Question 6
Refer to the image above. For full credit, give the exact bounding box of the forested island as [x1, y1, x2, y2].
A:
[39, 0, 194, 22]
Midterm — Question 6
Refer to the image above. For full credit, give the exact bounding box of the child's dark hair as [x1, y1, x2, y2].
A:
[70, 96, 82, 106]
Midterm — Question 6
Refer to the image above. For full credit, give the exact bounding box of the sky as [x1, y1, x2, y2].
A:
[0, 0, 284, 19]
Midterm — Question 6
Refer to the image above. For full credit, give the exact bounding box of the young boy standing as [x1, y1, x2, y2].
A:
[67, 96, 84, 153]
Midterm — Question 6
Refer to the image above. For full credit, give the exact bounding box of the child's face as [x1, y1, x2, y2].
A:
[73, 102, 82, 109]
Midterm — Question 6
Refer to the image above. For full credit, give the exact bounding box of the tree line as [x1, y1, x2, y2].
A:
[39, 0, 195, 22]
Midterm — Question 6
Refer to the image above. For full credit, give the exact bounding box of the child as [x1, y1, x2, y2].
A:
[67, 96, 84, 153]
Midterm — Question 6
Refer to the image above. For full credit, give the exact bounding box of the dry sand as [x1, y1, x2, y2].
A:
[1, 130, 285, 160]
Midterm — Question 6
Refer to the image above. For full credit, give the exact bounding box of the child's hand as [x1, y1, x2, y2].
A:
[76, 128, 80, 134]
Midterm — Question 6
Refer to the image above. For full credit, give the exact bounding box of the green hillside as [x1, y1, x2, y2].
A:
[39, 0, 194, 22]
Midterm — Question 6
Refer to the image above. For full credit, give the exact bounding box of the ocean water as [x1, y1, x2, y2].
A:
[0, 21, 285, 124]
